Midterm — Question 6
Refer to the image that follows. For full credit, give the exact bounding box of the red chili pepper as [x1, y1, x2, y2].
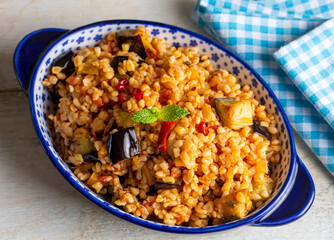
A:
[56, 115, 60, 121]
[133, 88, 142, 101]
[197, 122, 208, 135]
[117, 93, 124, 104]
[157, 121, 176, 152]
[116, 77, 128, 91]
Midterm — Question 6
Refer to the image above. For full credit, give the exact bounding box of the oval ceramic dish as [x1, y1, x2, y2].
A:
[13, 20, 314, 234]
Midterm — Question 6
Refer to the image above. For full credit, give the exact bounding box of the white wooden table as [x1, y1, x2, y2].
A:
[1, 0, 333, 239]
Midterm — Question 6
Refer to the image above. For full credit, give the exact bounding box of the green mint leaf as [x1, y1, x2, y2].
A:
[158, 105, 190, 122]
[131, 107, 159, 124]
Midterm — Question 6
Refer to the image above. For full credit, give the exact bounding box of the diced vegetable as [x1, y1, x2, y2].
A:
[197, 122, 208, 135]
[80, 65, 98, 75]
[157, 121, 176, 152]
[133, 88, 142, 101]
[214, 98, 253, 130]
[220, 195, 248, 221]
[51, 50, 75, 77]
[77, 63, 99, 75]
[113, 108, 139, 128]
[253, 120, 272, 140]
[72, 128, 95, 155]
[141, 36, 156, 59]
[116, 30, 147, 59]
[116, 77, 128, 91]
[117, 93, 125, 105]
[155, 181, 181, 190]
[107, 127, 140, 164]
[82, 152, 99, 162]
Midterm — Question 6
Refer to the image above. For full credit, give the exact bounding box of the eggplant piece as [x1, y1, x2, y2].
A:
[50, 85, 60, 104]
[116, 30, 147, 59]
[72, 128, 95, 155]
[154, 181, 181, 190]
[253, 120, 272, 140]
[107, 127, 140, 164]
[82, 152, 99, 162]
[51, 50, 75, 77]
[110, 56, 146, 74]
[214, 98, 253, 130]
[110, 56, 129, 72]
[220, 195, 248, 221]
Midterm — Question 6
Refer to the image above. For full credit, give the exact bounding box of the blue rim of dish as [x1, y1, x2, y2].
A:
[28, 20, 297, 234]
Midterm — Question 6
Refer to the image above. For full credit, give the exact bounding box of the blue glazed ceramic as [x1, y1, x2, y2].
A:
[13, 20, 315, 234]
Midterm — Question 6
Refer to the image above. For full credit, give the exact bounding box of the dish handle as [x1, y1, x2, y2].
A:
[252, 155, 315, 226]
[13, 28, 68, 95]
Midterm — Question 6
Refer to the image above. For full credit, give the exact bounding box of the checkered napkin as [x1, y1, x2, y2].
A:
[192, 0, 334, 175]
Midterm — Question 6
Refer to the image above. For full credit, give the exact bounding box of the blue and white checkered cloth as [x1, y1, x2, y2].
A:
[192, 0, 334, 176]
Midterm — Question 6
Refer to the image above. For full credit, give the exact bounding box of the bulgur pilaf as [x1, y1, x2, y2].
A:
[42, 26, 281, 227]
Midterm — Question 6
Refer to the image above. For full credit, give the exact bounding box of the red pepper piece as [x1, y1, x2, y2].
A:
[197, 122, 208, 135]
[157, 121, 176, 152]
[133, 88, 142, 101]
[117, 93, 124, 104]
[116, 77, 128, 91]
